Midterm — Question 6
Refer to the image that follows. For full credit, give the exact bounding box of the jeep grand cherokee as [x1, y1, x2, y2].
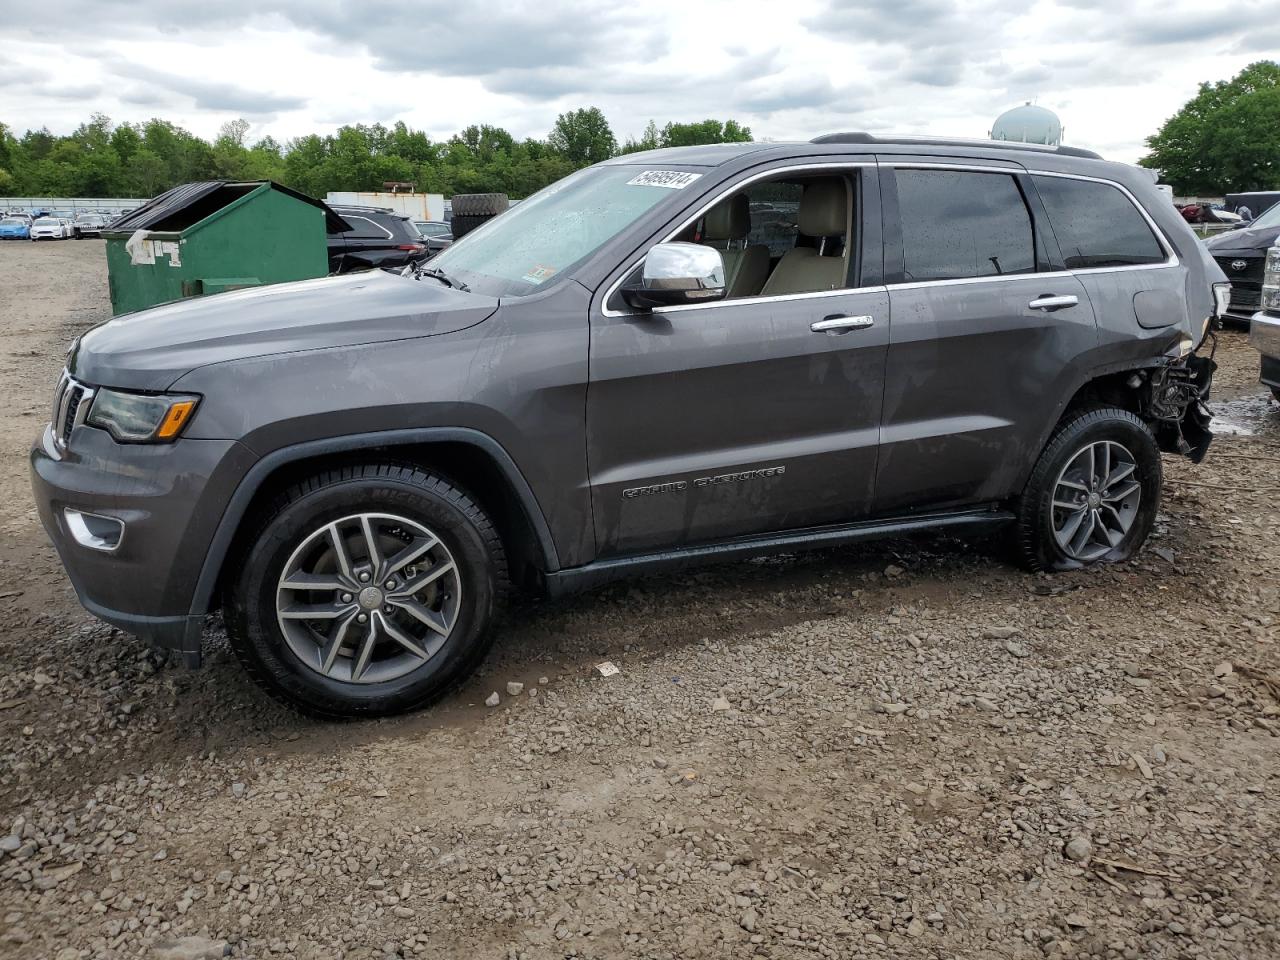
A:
[32, 134, 1226, 717]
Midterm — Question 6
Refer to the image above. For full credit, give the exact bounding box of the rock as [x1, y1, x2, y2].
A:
[883, 564, 905, 578]
[652, 757, 668, 770]
[230, 782, 245, 798]
[1004, 640, 1030, 658]
[484, 692, 500, 708]
[506, 681, 524, 696]
[1064, 913, 1091, 928]
[1064, 836, 1093, 863]
[151, 936, 231, 960]
[1214, 661, 1233, 678]
[974, 697, 1000, 712]
[906, 917, 926, 937]
[740, 907, 757, 932]
[874, 702, 909, 714]
[0, 835, 20, 854]
[711, 696, 731, 712]
[983, 626, 1020, 640]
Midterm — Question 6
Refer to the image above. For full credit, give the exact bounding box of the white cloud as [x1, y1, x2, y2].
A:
[0, 0, 1266, 163]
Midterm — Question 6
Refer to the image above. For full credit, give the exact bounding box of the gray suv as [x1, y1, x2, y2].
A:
[31, 135, 1226, 717]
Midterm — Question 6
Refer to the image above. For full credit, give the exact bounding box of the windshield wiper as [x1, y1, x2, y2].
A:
[417, 266, 469, 292]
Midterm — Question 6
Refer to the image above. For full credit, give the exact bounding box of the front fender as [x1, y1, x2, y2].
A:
[186, 427, 562, 626]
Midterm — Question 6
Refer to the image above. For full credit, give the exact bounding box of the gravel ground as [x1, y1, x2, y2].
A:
[0, 240, 1277, 960]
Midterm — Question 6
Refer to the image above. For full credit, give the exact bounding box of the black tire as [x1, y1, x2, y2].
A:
[225, 464, 508, 718]
[450, 193, 508, 218]
[1013, 407, 1161, 572]
[449, 214, 492, 239]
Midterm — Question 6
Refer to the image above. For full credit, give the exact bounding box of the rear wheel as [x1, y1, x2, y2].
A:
[225, 464, 507, 718]
[1014, 407, 1161, 571]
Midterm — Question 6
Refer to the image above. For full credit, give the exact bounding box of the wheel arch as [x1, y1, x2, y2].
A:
[1015, 356, 1187, 492]
[191, 428, 560, 620]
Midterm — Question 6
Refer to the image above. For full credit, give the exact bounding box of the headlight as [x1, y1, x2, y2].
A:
[1212, 281, 1230, 319]
[1263, 245, 1280, 313]
[87, 389, 199, 443]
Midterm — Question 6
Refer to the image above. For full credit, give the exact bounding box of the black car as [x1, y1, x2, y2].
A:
[1205, 201, 1280, 323]
[327, 205, 428, 274]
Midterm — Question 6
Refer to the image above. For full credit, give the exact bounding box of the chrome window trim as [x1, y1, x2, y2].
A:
[600, 160, 1181, 315]
[600, 160, 874, 318]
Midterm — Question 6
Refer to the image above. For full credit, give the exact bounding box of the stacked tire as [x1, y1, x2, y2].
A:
[450, 193, 508, 239]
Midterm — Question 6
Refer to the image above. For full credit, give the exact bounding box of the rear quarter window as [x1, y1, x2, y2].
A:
[1032, 176, 1165, 269]
[339, 215, 394, 241]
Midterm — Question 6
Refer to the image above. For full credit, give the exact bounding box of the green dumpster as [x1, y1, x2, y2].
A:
[101, 180, 348, 316]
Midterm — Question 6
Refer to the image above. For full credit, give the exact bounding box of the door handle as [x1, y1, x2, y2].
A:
[811, 314, 875, 333]
[1028, 294, 1079, 311]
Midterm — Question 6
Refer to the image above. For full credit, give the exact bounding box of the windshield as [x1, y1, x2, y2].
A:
[1249, 203, 1280, 229]
[0, 219, 21, 226]
[427, 165, 699, 297]
[34, 218, 56, 225]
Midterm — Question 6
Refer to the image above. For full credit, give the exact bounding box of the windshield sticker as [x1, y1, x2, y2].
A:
[521, 264, 557, 285]
[627, 170, 703, 189]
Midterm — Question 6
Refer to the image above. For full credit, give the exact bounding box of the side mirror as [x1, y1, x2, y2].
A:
[622, 242, 726, 310]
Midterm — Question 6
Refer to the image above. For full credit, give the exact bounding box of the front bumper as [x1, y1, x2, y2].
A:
[30, 422, 255, 665]
[1251, 312, 1280, 387]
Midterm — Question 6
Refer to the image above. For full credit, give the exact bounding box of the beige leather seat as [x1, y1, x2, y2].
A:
[702, 194, 769, 299]
[759, 179, 849, 296]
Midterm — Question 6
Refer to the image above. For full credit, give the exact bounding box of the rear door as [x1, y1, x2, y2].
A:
[874, 161, 1097, 513]
[1029, 173, 1183, 341]
[336, 214, 397, 269]
[587, 160, 889, 557]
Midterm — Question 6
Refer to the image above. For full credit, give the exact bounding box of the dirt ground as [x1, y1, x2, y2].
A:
[0, 239, 1277, 960]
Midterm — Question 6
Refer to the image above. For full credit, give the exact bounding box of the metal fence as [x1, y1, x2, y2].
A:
[1, 197, 150, 215]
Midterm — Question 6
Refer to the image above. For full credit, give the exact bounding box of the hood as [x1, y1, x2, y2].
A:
[70, 270, 498, 391]
[1205, 222, 1280, 256]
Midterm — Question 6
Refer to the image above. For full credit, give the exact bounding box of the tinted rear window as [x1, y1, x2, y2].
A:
[895, 170, 1035, 282]
[1032, 176, 1165, 269]
[338, 214, 405, 241]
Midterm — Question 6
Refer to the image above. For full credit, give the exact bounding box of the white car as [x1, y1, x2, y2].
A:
[30, 217, 72, 241]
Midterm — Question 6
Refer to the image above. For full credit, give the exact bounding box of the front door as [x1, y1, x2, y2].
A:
[586, 163, 889, 557]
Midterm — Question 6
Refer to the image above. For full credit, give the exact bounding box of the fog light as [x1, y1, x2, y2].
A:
[64, 509, 124, 552]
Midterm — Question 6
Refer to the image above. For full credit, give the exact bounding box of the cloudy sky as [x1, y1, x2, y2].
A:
[2, 0, 1274, 163]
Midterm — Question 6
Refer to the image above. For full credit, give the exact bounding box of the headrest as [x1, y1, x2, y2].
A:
[703, 194, 750, 241]
[797, 179, 847, 237]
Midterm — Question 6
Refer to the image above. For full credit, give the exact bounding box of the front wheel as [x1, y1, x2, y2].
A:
[225, 464, 508, 718]
[1013, 407, 1161, 571]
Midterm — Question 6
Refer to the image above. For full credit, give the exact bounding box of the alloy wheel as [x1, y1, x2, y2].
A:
[1051, 440, 1142, 562]
[275, 512, 461, 683]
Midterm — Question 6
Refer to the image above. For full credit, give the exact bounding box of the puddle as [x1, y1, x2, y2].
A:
[1210, 392, 1278, 437]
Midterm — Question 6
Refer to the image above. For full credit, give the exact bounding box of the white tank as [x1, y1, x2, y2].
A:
[991, 103, 1063, 146]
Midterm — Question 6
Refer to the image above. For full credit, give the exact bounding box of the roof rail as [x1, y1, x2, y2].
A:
[810, 132, 1102, 161]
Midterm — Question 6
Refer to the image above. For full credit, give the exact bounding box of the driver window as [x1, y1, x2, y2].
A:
[696, 173, 857, 300]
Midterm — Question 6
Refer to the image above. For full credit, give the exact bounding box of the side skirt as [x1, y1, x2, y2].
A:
[543, 506, 1014, 597]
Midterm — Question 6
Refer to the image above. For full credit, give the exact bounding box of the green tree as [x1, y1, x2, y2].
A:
[1141, 61, 1280, 194]
[659, 119, 753, 148]
[620, 119, 660, 154]
[547, 107, 616, 166]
